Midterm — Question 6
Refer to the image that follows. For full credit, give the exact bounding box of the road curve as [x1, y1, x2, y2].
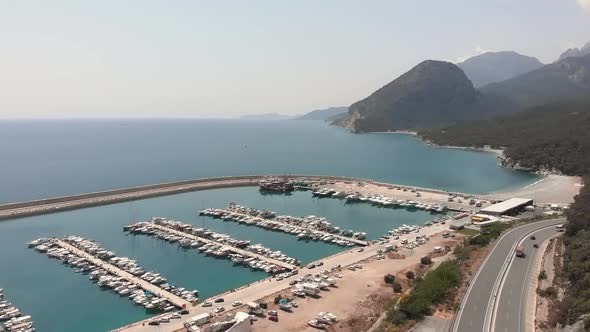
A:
[452, 218, 565, 332]
[492, 225, 559, 332]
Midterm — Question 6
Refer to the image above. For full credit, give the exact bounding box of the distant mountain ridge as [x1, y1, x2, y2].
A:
[335, 53, 590, 132]
[558, 42, 590, 61]
[239, 113, 294, 121]
[481, 53, 590, 109]
[296, 107, 348, 120]
[457, 51, 543, 87]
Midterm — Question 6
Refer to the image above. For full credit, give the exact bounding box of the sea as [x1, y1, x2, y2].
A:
[0, 119, 539, 332]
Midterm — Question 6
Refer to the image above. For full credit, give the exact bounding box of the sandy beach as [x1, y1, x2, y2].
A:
[483, 174, 582, 204]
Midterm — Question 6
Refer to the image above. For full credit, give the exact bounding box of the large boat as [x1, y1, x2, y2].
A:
[258, 177, 294, 192]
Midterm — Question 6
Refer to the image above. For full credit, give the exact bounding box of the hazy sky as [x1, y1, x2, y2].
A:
[1, 0, 589, 119]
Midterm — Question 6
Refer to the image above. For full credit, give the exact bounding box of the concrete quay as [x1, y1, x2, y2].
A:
[54, 240, 192, 309]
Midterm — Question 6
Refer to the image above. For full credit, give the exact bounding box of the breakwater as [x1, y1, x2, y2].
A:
[0, 175, 470, 221]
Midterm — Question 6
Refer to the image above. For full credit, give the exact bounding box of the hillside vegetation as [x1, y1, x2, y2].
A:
[559, 178, 590, 327]
[420, 100, 590, 175]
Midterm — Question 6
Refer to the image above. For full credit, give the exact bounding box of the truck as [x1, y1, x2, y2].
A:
[246, 301, 264, 316]
[515, 245, 526, 258]
[183, 313, 211, 328]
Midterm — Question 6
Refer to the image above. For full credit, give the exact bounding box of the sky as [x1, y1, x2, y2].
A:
[0, 0, 589, 119]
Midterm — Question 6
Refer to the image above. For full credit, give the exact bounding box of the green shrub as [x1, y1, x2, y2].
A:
[384, 274, 395, 284]
[420, 256, 432, 265]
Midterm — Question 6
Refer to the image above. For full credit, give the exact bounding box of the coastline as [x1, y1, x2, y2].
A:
[371, 130, 505, 157]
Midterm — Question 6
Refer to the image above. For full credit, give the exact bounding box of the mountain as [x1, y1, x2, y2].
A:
[558, 42, 590, 61]
[296, 107, 348, 121]
[481, 53, 590, 109]
[420, 99, 590, 175]
[457, 51, 543, 87]
[335, 60, 486, 132]
[239, 113, 294, 121]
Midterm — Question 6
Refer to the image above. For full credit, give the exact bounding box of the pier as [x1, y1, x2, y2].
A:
[53, 240, 192, 309]
[148, 223, 298, 270]
[210, 209, 369, 246]
[0, 175, 479, 221]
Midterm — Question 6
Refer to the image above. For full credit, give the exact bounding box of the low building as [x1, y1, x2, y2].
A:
[479, 198, 534, 216]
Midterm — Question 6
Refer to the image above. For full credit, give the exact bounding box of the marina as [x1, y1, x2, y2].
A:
[125, 218, 299, 271]
[200, 203, 368, 246]
[29, 237, 194, 311]
[0, 174, 548, 332]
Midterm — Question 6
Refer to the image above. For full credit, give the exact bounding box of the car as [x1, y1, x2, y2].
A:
[215, 306, 225, 313]
[259, 302, 268, 309]
[268, 310, 278, 316]
[533, 243, 539, 248]
[250, 315, 258, 321]
[201, 301, 212, 307]
[148, 321, 160, 326]
[334, 273, 343, 278]
[307, 263, 316, 269]
[214, 298, 224, 303]
[289, 280, 298, 286]
[354, 264, 363, 269]
[530, 235, 536, 240]
[347, 266, 356, 271]
[180, 309, 189, 315]
[232, 301, 242, 307]
[357, 248, 364, 252]
[291, 301, 298, 308]
[316, 261, 324, 266]
[269, 315, 278, 322]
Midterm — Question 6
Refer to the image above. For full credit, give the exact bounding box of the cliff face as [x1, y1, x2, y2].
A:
[336, 60, 483, 132]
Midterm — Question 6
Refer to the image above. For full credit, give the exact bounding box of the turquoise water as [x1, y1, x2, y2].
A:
[0, 119, 538, 204]
[0, 187, 444, 332]
[0, 119, 539, 331]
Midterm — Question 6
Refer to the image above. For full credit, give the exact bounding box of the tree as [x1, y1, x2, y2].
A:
[538, 270, 547, 280]
[420, 256, 432, 265]
[393, 282, 403, 293]
[406, 271, 415, 279]
[384, 274, 395, 285]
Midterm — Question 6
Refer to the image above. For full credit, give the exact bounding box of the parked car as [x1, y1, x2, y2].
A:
[269, 315, 278, 322]
[201, 301, 212, 307]
[268, 310, 278, 316]
[214, 298, 224, 303]
[215, 306, 225, 313]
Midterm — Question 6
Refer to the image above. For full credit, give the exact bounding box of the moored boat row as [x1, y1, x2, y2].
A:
[200, 204, 366, 246]
[0, 289, 34, 332]
[125, 218, 301, 273]
[28, 237, 196, 312]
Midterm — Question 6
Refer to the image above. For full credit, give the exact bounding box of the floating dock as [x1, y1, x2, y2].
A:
[148, 223, 298, 270]
[53, 240, 192, 309]
[206, 209, 368, 246]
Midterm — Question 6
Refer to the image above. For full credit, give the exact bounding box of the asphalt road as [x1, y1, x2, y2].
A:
[493, 225, 558, 332]
[453, 218, 565, 332]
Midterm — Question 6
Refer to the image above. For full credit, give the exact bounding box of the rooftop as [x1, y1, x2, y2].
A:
[480, 198, 533, 214]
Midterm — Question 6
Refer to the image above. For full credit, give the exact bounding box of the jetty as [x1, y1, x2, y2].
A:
[203, 208, 368, 246]
[148, 223, 298, 270]
[53, 240, 192, 309]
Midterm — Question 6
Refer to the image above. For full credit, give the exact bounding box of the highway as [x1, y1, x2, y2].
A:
[492, 225, 559, 332]
[452, 218, 564, 332]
